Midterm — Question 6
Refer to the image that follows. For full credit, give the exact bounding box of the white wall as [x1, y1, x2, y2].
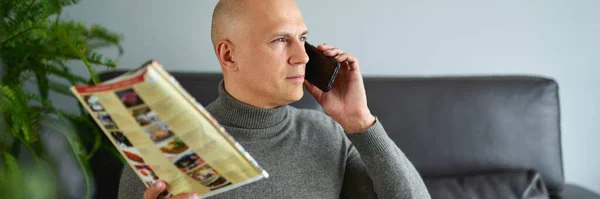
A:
[63, 0, 600, 193]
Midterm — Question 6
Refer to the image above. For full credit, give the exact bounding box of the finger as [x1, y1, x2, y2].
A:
[334, 53, 360, 71]
[169, 193, 199, 199]
[324, 48, 344, 57]
[317, 43, 334, 51]
[333, 53, 358, 63]
[144, 180, 167, 199]
[303, 80, 323, 100]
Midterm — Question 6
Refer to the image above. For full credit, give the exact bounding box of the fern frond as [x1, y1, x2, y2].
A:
[0, 25, 45, 48]
[1, 0, 123, 197]
[27, 92, 54, 109]
[1, 47, 111, 67]
[15, 1, 49, 25]
[23, 108, 41, 143]
[19, 119, 32, 144]
[26, 73, 73, 97]
[46, 65, 88, 84]
[0, 152, 21, 177]
[10, 109, 28, 141]
[11, 114, 23, 138]
[47, 78, 73, 96]
[87, 24, 124, 55]
[46, 0, 80, 14]
[0, 85, 17, 102]
[49, 0, 80, 7]
[0, 1, 19, 19]
[6, 0, 79, 34]
[84, 50, 119, 68]
[0, 84, 31, 144]
[35, 66, 50, 100]
[0, 85, 16, 115]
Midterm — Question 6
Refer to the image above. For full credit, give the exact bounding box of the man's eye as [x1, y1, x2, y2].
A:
[275, 38, 286, 42]
[300, 36, 307, 41]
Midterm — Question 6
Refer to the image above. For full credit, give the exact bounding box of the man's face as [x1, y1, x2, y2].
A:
[233, 0, 309, 107]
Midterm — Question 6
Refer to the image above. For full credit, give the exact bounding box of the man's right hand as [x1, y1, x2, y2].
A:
[143, 180, 199, 199]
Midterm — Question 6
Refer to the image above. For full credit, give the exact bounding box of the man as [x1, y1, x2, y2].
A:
[119, 0, 431, 198]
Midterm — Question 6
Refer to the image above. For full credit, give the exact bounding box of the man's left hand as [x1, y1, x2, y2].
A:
[303, 43, 376, 134]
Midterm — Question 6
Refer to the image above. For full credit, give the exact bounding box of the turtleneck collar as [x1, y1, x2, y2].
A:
[205, 80, 290, 131]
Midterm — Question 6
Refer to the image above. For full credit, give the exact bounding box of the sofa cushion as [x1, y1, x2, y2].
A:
[551, 184, 600, 199]
[424, 170, 549, 199]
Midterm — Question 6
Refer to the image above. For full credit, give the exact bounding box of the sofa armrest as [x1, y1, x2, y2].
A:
[551, 184, 600, 199]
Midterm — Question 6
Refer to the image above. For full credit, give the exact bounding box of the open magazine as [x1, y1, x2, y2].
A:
[70, 60, 268, 198]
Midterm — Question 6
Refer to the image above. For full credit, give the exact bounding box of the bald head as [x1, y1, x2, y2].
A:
[210, 0, 305, 47]
[210, 0, 309, 109]
[210, 0, 245, 47]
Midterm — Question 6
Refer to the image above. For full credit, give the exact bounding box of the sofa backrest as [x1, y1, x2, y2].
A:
[362, 76, 564, 193]
[99, 71, 323, 111]
[98, 71, 564, 193]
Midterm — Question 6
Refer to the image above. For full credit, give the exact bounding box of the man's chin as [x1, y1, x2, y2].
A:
[292, 91, 304, 102]
[282, 89, 305, 105]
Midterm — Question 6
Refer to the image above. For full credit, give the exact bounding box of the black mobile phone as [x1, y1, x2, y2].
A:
[304, 42, 341, 92]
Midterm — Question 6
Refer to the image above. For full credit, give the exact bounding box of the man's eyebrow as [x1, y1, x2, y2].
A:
[271, 30, 309, 38]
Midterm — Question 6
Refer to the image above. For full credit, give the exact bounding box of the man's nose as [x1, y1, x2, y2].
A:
[289, 42, 309, 66]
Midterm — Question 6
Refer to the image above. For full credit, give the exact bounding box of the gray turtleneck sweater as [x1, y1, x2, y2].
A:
[118, 81, 430, 199]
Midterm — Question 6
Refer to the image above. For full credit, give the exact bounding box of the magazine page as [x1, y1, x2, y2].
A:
[70, 60, 268, 198]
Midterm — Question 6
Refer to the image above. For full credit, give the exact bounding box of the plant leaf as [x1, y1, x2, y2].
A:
[48, 78, 73, 96]
[39, 114, 94, 199]
[1, 151, 21, 177]
[0, 85, 16, 101]
[35, 66, 50, 100]
[84, 50, 119, 68]
[23, 108, 40, 143]
[46, 65, 88, 84]
[10, 138, 21, 158]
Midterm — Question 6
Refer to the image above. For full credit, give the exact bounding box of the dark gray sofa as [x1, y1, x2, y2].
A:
[77, 71, 599, 198]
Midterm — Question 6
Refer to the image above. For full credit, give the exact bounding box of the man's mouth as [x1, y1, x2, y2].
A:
[286, 75, 304, 79]
[286, 75, 305, 83]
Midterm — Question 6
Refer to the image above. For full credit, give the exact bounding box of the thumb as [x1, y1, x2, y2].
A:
[303, 80, 323, 101]
[144, 180, 167, 199]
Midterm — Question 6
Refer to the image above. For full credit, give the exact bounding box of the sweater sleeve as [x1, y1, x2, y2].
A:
[342, 119, 431, 199]
[118, 166, 148, 199]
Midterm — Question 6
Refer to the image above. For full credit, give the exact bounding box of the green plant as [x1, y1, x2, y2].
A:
[0, 0, 124, 198]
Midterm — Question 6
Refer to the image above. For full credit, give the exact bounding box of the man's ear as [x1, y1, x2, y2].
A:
[216, 40, 237, 71]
